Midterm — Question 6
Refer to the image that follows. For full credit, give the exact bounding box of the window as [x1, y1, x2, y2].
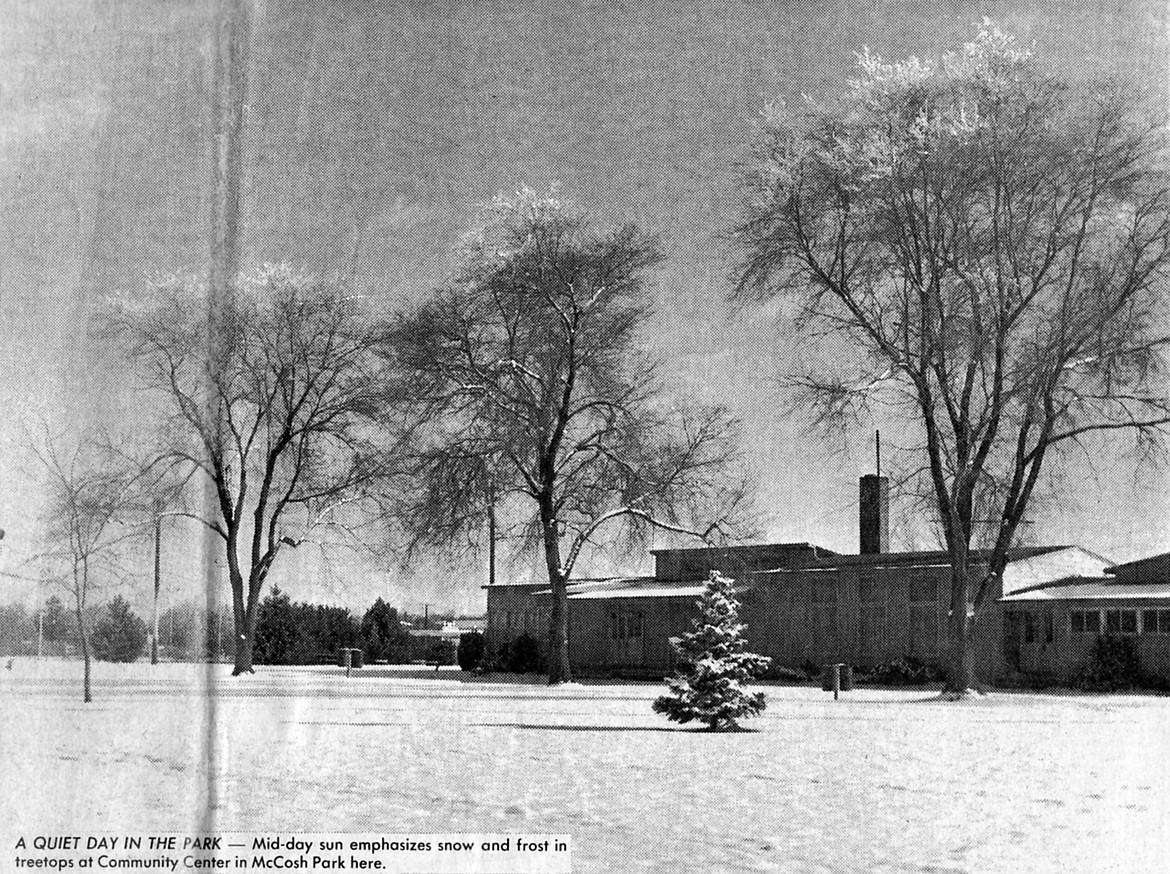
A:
[1106, 610, 1138, 635]
[1071, 610, 1100, 634]
[1024, 612, 1037, 644]
[1142, 610, 1170, 634]
[629, 612, 643, 638]
[611, 610, 642, 641]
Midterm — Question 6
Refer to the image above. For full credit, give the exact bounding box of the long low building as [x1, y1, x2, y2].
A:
[999, 553, 1170, 682]
[485, 477, 1169, 685]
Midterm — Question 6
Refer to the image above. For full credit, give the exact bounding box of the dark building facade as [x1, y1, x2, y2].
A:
[485, 479, 1169, 684]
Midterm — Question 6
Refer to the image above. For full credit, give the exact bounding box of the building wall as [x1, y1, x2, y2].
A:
[999, 600, 1170, 682]
[556, 564, 965, 678]
[742, 565, 956, 671]
[486, 564, 1170, 685]
[484, 584, 550, 656]
[568, 597, 694, 677]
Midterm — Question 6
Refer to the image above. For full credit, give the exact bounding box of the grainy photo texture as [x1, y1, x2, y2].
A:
[2, 2, 1169, 873]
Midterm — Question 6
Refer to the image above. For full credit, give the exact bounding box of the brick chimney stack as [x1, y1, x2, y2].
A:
[859, 475, 889, 554]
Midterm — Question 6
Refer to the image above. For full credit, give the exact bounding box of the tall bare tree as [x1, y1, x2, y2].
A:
[205, 0, 253, 665]
[733, 26, 1170, 696]
[389, 189, 754, 684]
[33, 430, 154, 702]
[109, 265, 397, 675]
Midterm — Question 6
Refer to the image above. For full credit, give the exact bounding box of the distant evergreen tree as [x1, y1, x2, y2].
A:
[0, 603, 33, 655]
[42, 595, 71, 642]
[253, 588, 297, 665]
[653, 572, 771, 731]
[90, 596, 148, 663]
[361, 598, 411, 664]
[457, 631, 485, 671]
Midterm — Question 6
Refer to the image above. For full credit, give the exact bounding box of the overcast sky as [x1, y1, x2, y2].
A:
[2, 0, 1168, 616]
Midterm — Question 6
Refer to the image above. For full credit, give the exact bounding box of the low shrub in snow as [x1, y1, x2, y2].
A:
[860, 655, 942, 686]
[1074, 635, 1168, 692]
[764, 664, 815, 684]
[653, 572, 771, 731]
[504, 633, 545, 674]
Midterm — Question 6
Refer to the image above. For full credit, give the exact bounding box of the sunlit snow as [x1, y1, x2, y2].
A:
[2, 660, 1167, 873]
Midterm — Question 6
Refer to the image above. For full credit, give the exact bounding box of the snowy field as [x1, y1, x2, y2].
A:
[1, 660, 1168, 874]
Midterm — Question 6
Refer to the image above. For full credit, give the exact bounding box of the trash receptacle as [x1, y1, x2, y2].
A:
[822, 663, 851, 698]
[839, 664, 853, 691]
[337, 649, 350, 668]
[350, 648, 364, 669]
[821, 663, 840, 692]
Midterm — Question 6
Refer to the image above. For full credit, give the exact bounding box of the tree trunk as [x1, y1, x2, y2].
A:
[944, 551, 977, 697]
[75, 604, 92, 704]
[232, 621, 256, 675]
[539, 498, 571, 684]
[229, 561, 256, 676]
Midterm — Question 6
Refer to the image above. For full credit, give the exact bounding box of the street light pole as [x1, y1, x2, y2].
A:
[152, 515, 162, 665]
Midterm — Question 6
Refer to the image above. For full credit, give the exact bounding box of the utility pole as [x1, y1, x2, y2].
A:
[488, 499, 496, 589]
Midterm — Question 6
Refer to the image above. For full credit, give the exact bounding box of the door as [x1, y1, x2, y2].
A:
[1002, 610, 1022, 671]
[608, 608, 645, 669]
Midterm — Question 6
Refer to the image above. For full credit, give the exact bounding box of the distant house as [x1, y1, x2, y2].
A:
[485, 477, 1170, 685]
[410, 617, 487, 641]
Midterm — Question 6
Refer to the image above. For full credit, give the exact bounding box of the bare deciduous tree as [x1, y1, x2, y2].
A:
[733, 27, 1170, 696]
[108, 264, 398, 675]
[34, 430, 153, 702]
[389, 189, 755, 684]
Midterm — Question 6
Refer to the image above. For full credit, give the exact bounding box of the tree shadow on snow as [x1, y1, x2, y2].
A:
[478, 723, 762, 733]
[474, 722, 680, 733]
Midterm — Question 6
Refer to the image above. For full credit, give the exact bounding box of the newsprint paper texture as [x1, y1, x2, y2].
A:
[3, 2, 1170, 873]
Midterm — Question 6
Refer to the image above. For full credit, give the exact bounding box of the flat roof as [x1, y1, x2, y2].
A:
[753, 546, 1069, 573]
[649, 541, 835, 556]
[568, 584, 710, 600]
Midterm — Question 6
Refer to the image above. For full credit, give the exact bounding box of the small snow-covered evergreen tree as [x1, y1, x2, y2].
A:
[653, 571, 772, 731]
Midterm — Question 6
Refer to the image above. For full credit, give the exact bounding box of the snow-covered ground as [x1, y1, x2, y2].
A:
[2, 659, 1168, 873]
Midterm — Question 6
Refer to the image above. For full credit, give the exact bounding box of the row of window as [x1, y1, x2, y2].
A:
[1070, 609, 1170, 636]
[610, 611, 644, 640]
[492, 609, 549, 631]
[813, 602, 939, 654]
